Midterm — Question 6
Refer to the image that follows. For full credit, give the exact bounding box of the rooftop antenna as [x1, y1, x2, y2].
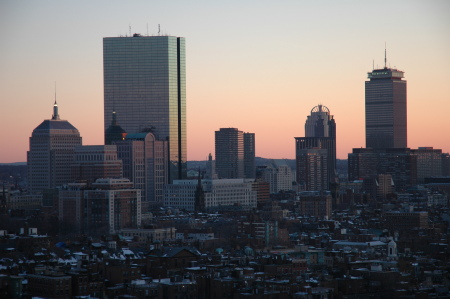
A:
[52, 82, 60, 120]
[158, 24, 160, 35]
[147, 23, 149, 36]
[384, 42, 387, 69]
[129, 25, 131, 36]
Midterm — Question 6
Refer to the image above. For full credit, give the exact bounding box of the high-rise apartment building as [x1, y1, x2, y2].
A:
[215, 128, 255, 179]
[28, 102, 82, 193]
[103, 34, 186, 181]
[295, 105, 336, 191]
[365, 62, 407, 148]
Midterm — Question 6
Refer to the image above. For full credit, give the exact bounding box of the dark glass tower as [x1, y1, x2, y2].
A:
[365, 66, 407, 148]
[215, 128, 244, 179]
[103, 34, 186, 182]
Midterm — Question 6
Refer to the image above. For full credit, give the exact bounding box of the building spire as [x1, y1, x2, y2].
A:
[52, 83, 60, 120]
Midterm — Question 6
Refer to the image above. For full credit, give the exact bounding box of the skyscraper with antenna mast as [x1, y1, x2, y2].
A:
[365, 49, 407, 149]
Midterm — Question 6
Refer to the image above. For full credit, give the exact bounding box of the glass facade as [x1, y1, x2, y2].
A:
[365, 68, 407, 149]
[103, 35, 186, 181]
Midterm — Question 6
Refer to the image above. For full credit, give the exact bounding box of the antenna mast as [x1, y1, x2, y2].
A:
[384, 42, 387, 68]
[158, 24, 160, 35]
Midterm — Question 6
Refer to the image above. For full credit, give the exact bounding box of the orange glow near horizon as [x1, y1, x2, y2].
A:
[1, 1, 449, 163]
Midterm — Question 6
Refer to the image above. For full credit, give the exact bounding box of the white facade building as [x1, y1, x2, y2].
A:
[164, 179, 257, 211]
[261, 159, 293, 193]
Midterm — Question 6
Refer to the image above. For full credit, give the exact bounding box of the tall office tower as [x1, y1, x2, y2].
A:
[244, 133, 256, 178]
[114, 132, 168, 208]
[28, 102, 82, 193]
[71, 145, 123, 186]
[295, 105, 336, 191]
[103, 34, 186, 182]
[215, 128, 244, 179]
[365, 57, 407, 148]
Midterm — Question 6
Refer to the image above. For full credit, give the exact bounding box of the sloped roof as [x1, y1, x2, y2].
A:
[33, 119, 78, 132]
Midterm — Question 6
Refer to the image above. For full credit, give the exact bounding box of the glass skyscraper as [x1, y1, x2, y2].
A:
[365, 67, 407, 149]
[103, 34, 186, 181]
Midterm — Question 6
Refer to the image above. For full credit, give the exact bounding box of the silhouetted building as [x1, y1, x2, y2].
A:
[59, 183, 86, 232]
[443, 152, 450, 176]
[103, 34, 186, 182]
[365, 59, 407, 148]
[295, 105, 336, 191]
[114, 132, 168, 208]
[28, 102, 82, 193]
[205, 153, 218, 179]
[71, 145, 123, 186]
[296, 147, 328, 191]
[348, 148, 417, 192]
[85, 178, 141, 234]
[105, 110, 127, 145]
[411, 147, 443, 184]
[297, 191, 332, 219]
[244, 132, 256, 178]
[215, 128, 255, 179]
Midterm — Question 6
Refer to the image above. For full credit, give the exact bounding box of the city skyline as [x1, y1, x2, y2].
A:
[1, 1, 449, 163]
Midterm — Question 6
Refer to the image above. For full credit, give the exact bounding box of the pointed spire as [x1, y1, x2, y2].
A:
[52, 84, 60, 120]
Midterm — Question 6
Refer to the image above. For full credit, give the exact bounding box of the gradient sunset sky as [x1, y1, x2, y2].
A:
[1, 0, 449, 163]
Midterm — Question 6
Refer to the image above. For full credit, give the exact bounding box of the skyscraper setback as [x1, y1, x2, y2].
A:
[103, 34, 186, 181]
[365, 57, 407, 149]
